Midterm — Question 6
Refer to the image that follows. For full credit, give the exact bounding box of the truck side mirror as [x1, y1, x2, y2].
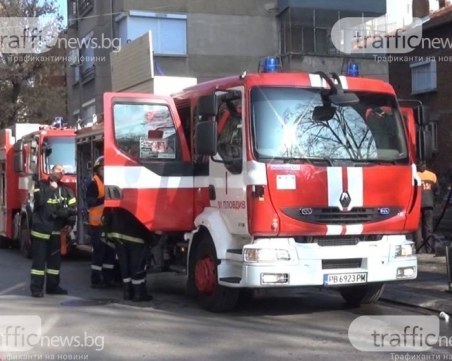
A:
[418, 127, 434, 162]
[13, 140, 24, 173]
[198, 95, 218, 117]
[196, 121, 217, 156]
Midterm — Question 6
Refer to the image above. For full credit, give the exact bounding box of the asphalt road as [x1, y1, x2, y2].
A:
[1, 248, 452, 361]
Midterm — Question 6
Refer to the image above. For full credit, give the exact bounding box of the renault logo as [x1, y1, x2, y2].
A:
[340, 192, 351, 208]
[300, 208, 313, 215]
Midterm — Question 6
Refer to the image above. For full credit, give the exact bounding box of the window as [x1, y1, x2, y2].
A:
[29, 140, 39, 174]
[281, 8, 339, 55]
[73, 110, 80, 125]
[410, 61, 437, 94]
[217, 96, 243, 174]
[117, 11, 187, 55]
[68, 0, 78, 27]
[251, 87, 408, 163]
[113, 103, 178, 161]
[280, 8, 382, 56]
[80, 31, 95, 81]
[82, 101, 96, 124]
[44, 137, 77, 174]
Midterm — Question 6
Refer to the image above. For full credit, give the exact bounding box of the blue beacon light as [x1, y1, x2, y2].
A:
[261, 56, 281, 73]
[347, 62, 360, 77]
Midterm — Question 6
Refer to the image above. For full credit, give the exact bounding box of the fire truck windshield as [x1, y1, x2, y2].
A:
[43, 137, 76, 174]
[251, 87, 408, 164]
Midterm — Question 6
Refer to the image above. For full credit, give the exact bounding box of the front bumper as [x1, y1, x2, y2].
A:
[219, 235, 417, 288]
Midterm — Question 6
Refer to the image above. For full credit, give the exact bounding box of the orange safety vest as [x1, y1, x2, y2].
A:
[88, 175, 105, 226]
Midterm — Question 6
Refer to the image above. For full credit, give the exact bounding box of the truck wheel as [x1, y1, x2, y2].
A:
[339, 283, 385, 306]
[192, 235, 239, 312]
[19, 219, 32, 259]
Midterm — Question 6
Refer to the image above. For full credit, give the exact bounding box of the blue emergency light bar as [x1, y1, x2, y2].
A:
[259, 56, 282, 73]
[347, 62, 359, 77]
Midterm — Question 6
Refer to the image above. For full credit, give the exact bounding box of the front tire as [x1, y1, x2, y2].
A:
[339, 283, 385, 306]
[191, 234, 239, 312]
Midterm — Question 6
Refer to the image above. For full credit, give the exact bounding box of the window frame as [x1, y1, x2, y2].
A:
[117, 11, 188, 56]
[216, 98, 243, 175]
[410, 60, 437, 95]
[112, 102, 181, 162]
[281, 8, 369, 56]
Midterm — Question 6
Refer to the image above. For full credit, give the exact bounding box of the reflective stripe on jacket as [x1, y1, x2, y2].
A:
[31, 179, 76, 237]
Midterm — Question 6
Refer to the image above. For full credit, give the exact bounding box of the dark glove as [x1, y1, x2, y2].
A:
[55, 208, 70, 219]
[67, 215, 76, 227]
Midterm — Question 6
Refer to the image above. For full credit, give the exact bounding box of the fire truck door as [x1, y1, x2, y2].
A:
[0, 163, 5, 234]
[103, 93, 194, 231]
[209, 88, 248, 235]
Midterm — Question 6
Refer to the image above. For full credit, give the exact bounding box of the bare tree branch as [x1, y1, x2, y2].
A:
[0, 0, 65, 127]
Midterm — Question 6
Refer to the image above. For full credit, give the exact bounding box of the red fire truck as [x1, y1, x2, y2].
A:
[0, 124, 76, 257]
[82, 63, 432, 311]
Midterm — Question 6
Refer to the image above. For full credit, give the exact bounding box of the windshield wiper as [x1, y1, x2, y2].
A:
[349, 158, 405, 165]
[259, 156, 334, 166]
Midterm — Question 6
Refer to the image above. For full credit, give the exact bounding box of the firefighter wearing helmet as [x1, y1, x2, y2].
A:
[86, 156, 116, 288]
[30, 164, 77, 297]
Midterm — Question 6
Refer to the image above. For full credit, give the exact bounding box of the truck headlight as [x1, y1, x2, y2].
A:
[395, 244, 414, 257]
[243, 248, 291, 262]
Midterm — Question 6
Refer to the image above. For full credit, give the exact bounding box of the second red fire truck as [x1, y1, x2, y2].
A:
[0, 124, 76, 257]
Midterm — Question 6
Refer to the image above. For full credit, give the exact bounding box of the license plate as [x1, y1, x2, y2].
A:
[324, 272, 367, 285]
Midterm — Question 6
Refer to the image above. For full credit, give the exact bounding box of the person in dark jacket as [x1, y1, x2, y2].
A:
[104, 208, 153, 302]
[30, 164, 76, 297]
[86, 156, 116, 288]
[415, 162, 438, 254]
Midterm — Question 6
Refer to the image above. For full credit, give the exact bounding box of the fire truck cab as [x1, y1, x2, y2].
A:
[97, 64, 432, 311]
[0, 124, 76, 257]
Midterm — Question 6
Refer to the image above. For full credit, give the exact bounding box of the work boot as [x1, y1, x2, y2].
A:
[132, 283, 153, 302]
[31, 290, 44, 298]
[46, 286, 68, 295]
[91, 281, 106, 289]
[123, 283, 133, 301]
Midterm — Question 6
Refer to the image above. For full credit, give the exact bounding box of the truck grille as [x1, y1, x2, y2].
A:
[294, 235, 382, 246]
[282, 207, 399, 225]
[322, 258, 362, 270]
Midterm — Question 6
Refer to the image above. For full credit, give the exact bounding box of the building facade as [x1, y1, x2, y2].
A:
[66, 0, 387, 124]
[389, 4, 452, 175]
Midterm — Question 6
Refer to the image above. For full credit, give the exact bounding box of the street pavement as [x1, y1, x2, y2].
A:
[382, 253, 452, 316]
